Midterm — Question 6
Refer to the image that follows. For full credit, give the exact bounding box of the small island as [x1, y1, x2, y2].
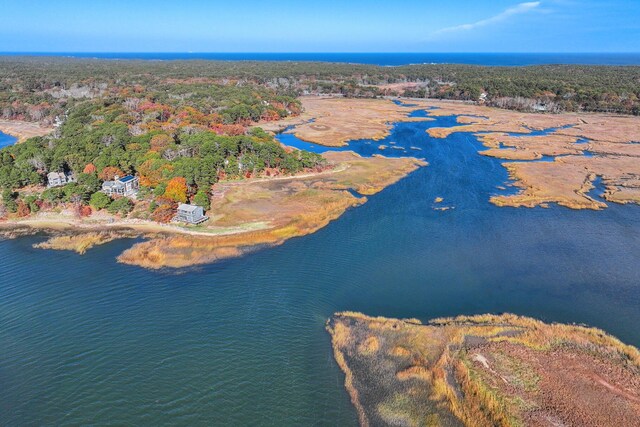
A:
[327, 312, 640, 427]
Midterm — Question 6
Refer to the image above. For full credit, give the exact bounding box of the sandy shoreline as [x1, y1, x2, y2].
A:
[1, 151, 425, 269]
[0, 119, 54, 143]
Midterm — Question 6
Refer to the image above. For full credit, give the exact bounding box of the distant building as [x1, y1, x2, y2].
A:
[102, 175, 139, 198]
[174, 203, 208, 225]
[47, 171, 75, 188]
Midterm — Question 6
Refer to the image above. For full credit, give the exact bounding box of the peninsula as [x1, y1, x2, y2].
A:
[1, 58, 639, 269]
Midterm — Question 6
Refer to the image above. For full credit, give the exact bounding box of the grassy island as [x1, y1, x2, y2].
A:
[327, 312, 640, 427]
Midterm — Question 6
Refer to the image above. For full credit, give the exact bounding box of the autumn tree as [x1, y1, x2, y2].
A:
[150, 134, 173, 153]
[163, 177, 188, 203]
[83, 163, 97, 174]
[137, 157, 172, 187]
[16, 200, 30, 217]
[98, 166, 125, 181]
[151, 197, 177, 223]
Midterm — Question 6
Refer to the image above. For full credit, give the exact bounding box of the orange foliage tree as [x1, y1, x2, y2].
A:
[83, 163, 97, 174]
[260, 109, 281, 121]
[149, 134, 173, 153]
[16, 200, 30, 217]
[151, 198, 177, 223]
[138, 158, 173, 187]
[163, 177, 188, 203]
[98, 166, 125, 181]
[74, 204, 92, 218]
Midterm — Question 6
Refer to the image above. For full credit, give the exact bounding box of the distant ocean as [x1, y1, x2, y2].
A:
[2, 52, 640, 66]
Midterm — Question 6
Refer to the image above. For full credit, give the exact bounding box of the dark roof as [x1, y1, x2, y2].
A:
[119, 175, 135, 183]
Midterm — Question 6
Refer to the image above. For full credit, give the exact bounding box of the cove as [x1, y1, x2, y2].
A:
[1, 115, 639, 425]
[0, 131, 17, 148]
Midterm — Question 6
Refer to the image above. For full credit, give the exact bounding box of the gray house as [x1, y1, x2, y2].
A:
[174, 203, 208, 224]
[47, 171, 75, 188]
[102, 175, 140, 198]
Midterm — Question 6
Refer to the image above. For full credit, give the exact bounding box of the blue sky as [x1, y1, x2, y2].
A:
[0, 0, 638, 52]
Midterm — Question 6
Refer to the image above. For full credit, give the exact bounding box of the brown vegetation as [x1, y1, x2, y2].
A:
[491, 155, 640, 209]
[116, 152, 425, 268]
[412, 99, 640, 209]
[33, 231, 133, 254]
[267, 97, 433, 147]
[327, 312, 640, 427]
[1, 149, 424, 269]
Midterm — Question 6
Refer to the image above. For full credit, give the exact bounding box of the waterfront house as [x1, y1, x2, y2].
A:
[174, 203, 208, 224]
[47, 171, 75, 188]
[101, 175, 140, 198]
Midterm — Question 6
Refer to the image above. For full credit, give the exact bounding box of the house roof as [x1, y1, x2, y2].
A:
[177, 203, 201, 213]
[47, 172, 65, 179]
[102, 180, 124, 189]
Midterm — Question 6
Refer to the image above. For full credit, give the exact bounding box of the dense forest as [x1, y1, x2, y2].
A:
[1, 56, 640, 122]
[1, 55, 639, 221]
[0, 74, 325, 220]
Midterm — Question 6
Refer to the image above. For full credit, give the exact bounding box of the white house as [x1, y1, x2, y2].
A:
[102, 175, 139, 198]
[47, 171, 75, 188]
[174, 203, 208, 224]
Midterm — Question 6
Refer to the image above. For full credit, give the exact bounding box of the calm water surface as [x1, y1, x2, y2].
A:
[1, 112, 639, 425]
[0, 131, 17, 148]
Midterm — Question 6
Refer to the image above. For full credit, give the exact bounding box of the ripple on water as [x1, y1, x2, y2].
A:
[1, 114, 640, 425]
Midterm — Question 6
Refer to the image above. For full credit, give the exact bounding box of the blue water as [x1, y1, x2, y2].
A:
[0, 131, 17, 148]
[2, 52, 640, 66]
[2, 113, 640, 425]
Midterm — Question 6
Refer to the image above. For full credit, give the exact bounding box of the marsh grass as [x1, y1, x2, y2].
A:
[328, 312, 640, 427]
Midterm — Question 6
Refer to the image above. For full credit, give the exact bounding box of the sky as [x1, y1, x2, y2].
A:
[0, 0, 638, 52]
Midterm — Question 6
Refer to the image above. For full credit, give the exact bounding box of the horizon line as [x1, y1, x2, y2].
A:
[1, 51, 640, 55]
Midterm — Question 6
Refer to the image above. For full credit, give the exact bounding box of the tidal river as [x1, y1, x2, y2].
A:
[1, 116, 639, 425]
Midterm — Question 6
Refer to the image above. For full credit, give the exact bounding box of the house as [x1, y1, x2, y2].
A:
[101, 175, 140, 198]
[174, 203, 208, 224]
[47, 171, 75, 188]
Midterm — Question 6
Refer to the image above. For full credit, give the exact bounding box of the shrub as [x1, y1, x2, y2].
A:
[193, 189, 210, 210]
[89, 191, 112, 210]
[23, 195, 41, 213]
[16, 200, 30, 217]
[151, 197, 176, 223]
[2, 189, 17, 213]
[107, 197, 133, 216]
